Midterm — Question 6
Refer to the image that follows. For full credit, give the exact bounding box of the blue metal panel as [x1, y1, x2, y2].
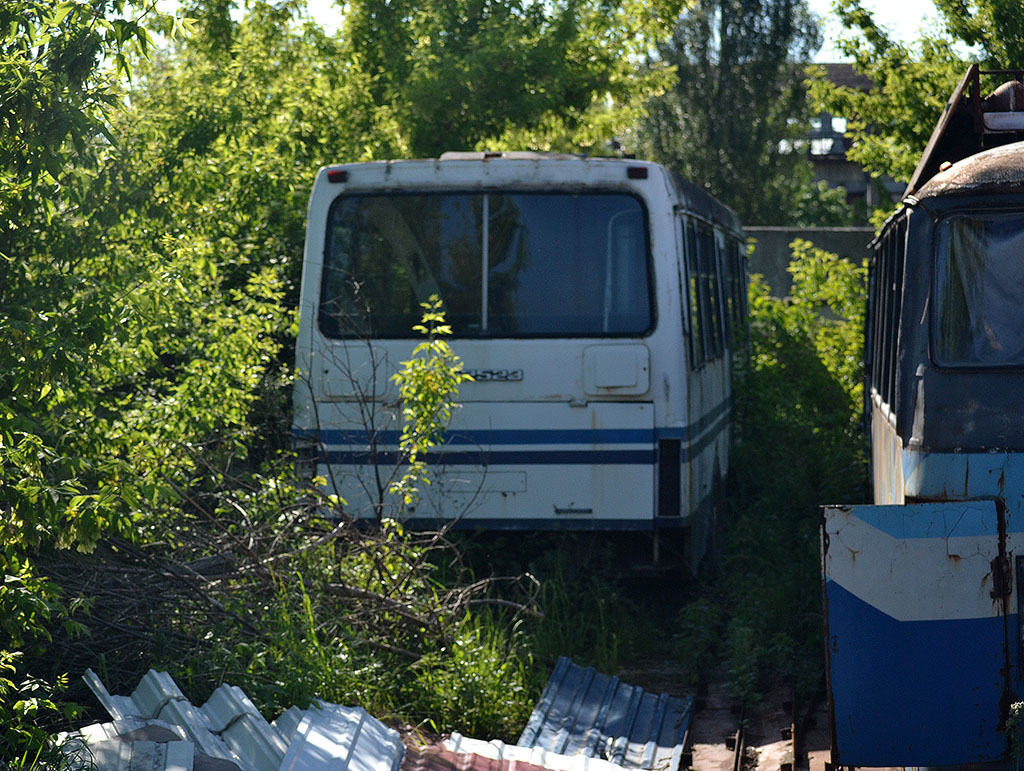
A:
[517, 658, 692, 771]
[822, 502, 1020, 766]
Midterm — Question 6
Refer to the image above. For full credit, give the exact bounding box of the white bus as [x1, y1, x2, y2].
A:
[293, 152, 745, 566]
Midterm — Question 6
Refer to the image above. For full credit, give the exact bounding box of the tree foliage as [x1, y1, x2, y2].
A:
[2, 0, 694, 755]
[338, 0, 681, 155]
[808, 0, 1024, 185]
[632, 0, 856, 225]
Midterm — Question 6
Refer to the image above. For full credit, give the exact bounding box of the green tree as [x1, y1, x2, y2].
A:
[340, 0, 681, 155]
[0, 1, 300, 757]
[0, 0, 170, 757]
[808, 0, 1024, 186]
[632, 0, 855, 225]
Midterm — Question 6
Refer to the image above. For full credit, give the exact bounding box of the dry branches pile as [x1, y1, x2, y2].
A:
[36, 459, 542, 726]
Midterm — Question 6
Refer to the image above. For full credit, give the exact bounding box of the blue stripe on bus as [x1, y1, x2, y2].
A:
[322, 449, 657, 465]
[296, 397, 731, 446]
[403, 517, 658, 532]
[312, 428, 656, 445]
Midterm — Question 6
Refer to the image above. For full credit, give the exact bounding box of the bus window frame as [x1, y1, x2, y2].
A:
[929, 205, 1024, 372]
[317, 188, 657, 340]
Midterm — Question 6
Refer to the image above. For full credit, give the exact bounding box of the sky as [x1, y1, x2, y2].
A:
[305, 0, 943, 62]
[808, 0, 943, 60]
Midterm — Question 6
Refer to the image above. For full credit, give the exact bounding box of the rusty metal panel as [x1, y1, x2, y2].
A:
[517, 658, 692, 771]
[403, 741, 550, 771]
[822, 501, 1021, 766]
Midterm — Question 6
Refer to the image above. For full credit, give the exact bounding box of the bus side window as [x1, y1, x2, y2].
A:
[604, 208, 648, 332]
[869, 216, 907, 411]
[715, 229, 732, 346]
[888, 219, 906, 406]
[683, 219, 705, 367]
[729, 237, 748, 337]
[697, 223, 723, 361]
[870, 241, 886, 403]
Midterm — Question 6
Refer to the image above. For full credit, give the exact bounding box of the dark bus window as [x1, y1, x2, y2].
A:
[684, 220, 705, 367]
[698, 225, 723, 360]
[722, 237, 746, 341]
[320, 192, 652, 338]
[871, 240, 888, 403]
[934, 211, 1024, 366]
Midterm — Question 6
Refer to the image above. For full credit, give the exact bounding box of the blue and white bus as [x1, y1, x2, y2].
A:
[293, 152, 746, 568]
[821, 67, 1024, 766]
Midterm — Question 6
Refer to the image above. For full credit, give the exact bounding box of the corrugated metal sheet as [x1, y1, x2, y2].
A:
[78, 671, 405, 771]
[75, 740, 195, 771]
[62, 718, 187, 746]
[157, 699, 239, 765]
[271, 706, 308, 741]
[517, 658, 692, 771]
[278, 705, 403, 771]
[202, 685, 288, 771]
[442, 733, 629, 771]
[60, 722, 198, 771]
[84, 669, 147, 722]
[132, 671, 189, 719]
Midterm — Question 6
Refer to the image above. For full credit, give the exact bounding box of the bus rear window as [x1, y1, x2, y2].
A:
[318, 192, 652, 338]
[934, 212, 1024, 367]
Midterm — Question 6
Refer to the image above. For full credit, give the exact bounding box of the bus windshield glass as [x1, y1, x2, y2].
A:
[934, 211, 1024, 367]
[318, 191, 652, 338]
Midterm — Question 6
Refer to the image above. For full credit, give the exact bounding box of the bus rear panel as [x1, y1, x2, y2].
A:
[294, 154, 744, 563]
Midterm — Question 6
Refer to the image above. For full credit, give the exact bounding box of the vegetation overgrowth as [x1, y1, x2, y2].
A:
[1, 0, 955, 761]
[2, 0, 688, 760]
[676, 240, 870, 705]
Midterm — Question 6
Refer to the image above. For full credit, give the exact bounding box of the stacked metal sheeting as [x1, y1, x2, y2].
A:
[440, 733, 636, 771]
[516, 658, 693, 771]
[66, 658, 692, 771]
[67, 670, 404, 771]
[401, 659, 693, 771]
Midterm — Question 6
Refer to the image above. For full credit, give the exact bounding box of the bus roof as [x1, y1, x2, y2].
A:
[915, 140, 1024, 200]
[316, 154, 743, 236]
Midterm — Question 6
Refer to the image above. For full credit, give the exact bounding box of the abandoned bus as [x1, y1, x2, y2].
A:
[822, 67, 1024, 766]
[293, 153, 746, 566]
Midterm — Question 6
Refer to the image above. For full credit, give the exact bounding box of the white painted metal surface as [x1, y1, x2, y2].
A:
[293, 154, 744, 548]
[78, 671, 404, 771]
[278, 705, 403, 771]
[63, 738, 195, 771]
[201, 684, 288, 771]
[131, 671, 188, 719]
[85, 668, 147, 722]
[157, 700, 239, 765]
[445, 733, 628, 771]
[270, 706, 308, 742]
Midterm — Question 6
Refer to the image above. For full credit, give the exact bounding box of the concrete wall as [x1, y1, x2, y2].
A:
[745, 226, 875, 297]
